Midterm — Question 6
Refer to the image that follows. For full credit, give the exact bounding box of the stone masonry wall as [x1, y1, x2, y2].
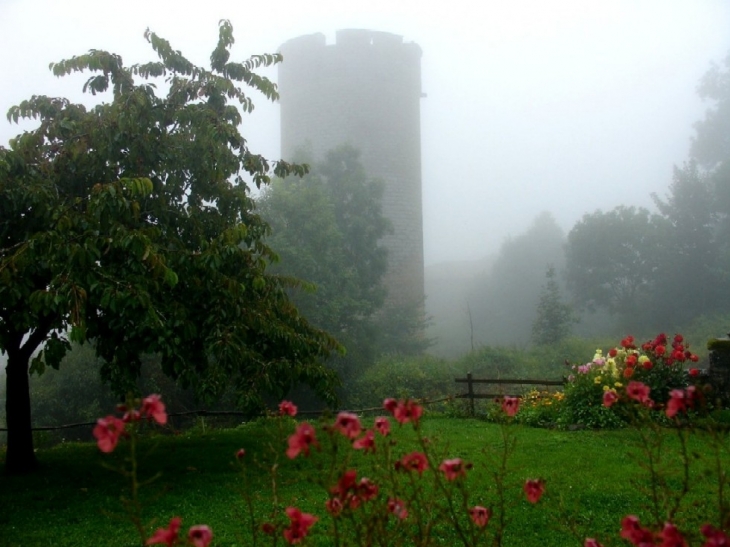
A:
[278, 29, 425, 308]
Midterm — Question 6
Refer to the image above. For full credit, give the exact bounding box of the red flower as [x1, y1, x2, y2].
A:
[334, 412, 362, 439]
[384, 398, 423, 425]
[353, 429, 376, 453]
[469, 506, 491, 528]
[279, 400, 298, 417]
[439, 458, 467, 481]
[602, 390, 619, 408]
[621, 336, 636, 349]
[141, 394, 167, 425]
[374, 416, 391, 436]
[501, 396, 520, 417]
[658, 522, 687, 547]
[286, 422, 318, 459]
[620, 515, 654, 546]
[626, 381, 651, 405]
[330, 470, 357, 500]
[357, 477, 378, 501]
[261, 522, 276, 535]
[623, 367, 635, 379]
[690, 354, 699, 363]
[626, 354, 638, 368]
[397, 452, 429, 475]
[666, 386, 696, 418]
[283, 507, 318, 545]
[325, 497, 343, 516]
[524, 478, 545, 503]
[584, 539, 603, 547]
[655, 345, 666, 357]
[701, 524, 730, 546]
[236, 448, 246, 459]
[93, 415, 126, 453]
[388, 497, 408, 520]
[188, 525, 213, 547]
[146, 517, 181, 546]
[689, 368, 700, 377]
[608, 348, 618, 358]
[673, 334, 683, 344]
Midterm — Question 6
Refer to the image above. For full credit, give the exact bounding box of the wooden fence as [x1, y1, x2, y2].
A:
[454, 372, 565, 416]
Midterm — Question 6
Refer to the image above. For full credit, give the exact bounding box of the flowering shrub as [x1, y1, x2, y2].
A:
[559, 334, 698, 428]
[92, 380, 729, 546]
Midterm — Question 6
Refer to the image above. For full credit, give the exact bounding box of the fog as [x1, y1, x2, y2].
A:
[1, 0, 728, 267]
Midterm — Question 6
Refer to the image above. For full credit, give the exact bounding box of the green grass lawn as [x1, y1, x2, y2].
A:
[1, 415, 727, 546]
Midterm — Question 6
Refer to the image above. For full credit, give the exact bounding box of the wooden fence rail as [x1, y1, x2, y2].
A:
[455, 372, 565, 416]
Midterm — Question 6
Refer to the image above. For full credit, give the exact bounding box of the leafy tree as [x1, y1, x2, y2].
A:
[467, 212, 566, 347]
[565, 206, 662, 328]
[257, 146, 392, 380]
[532, 265, 576, 346]
[650, 162, 723, 325]
[0, 22, 339, 474]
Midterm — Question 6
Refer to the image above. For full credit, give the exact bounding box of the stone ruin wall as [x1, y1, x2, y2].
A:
[278, 29, 425, 309]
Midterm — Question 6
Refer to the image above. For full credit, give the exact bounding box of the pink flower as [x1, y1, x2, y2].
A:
[283, 507, 318, 545]
[626, 381, 651, 405]
[469, 506, 491, 528]
[334, 412, 362, 439]
[384, 398, 423, 425]
[397, 452, 429, 475]
[439, 458, 467, 481]
[620, 515, 654, 546]
[325, 497, 343, 516]
[524, 478, 545, 503]
[188, 525, 213, 547]
[286, 422, 318, 459]
[141, 394, 167, 425]
[666, 388, 692, 418]
[374, 416, 391, 436]
[584, 539, 603, 547]
[146, 517, 181, 546]
[93, 415, 126, 453]
[701, 524, 730, 546]
[330, 470, 357, 500]
[658, 522, 686, 547]
[357, 477, 378, 501]
[501, 396, 520, 417]
[279, 400, 298, 417]
[387, 497, 408, 520]
[353, 429, 376, 453]
[603, 390, 619, 408]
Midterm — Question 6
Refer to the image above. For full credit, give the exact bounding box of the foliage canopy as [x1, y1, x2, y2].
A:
[0, 21, 340, 473]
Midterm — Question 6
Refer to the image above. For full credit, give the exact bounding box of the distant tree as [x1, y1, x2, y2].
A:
[258, 146, 391, 379]
[651, 162, 724, 324]
[565, 206, 661, 326]
[468, 212, 566, 347]
[531, 265, 576, 346]
[0, 22, 339, 474]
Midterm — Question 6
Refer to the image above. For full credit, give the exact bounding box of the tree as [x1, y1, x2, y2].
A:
[651, 162, 724, 324]
[467, 212, 566, 347]
[0, 22, 340, 474]
[565, 206, 662, 326]
[257, 146, 391, 380]
[531, 265, 576, 346]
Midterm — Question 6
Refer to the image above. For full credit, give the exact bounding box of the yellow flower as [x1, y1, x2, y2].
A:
[638, 355, 650, 365]
[602, 385, 610, 391]
[614, 382, 623, 388]
[594, 376, 602, 384]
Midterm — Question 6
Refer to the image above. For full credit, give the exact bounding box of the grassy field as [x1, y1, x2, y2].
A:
[1, 415, 728, 547]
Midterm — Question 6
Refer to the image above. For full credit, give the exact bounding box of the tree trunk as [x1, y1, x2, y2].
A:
[4, 349, 38, 474]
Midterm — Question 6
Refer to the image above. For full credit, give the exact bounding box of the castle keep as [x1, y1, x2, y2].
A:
[278, 29, 425, 308]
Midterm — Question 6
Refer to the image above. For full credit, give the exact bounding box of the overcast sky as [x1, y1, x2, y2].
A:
[1, 0, 729, 266]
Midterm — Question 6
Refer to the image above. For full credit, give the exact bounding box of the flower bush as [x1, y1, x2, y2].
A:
[558, 334, 699, 428]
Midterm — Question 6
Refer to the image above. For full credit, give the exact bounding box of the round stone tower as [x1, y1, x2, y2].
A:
[278, 29, 424, 309]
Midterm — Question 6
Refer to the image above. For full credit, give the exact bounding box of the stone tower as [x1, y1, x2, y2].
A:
[278, 29, 424, 309]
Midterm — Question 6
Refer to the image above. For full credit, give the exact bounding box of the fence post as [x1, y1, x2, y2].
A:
[467, 371, 475, 417]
